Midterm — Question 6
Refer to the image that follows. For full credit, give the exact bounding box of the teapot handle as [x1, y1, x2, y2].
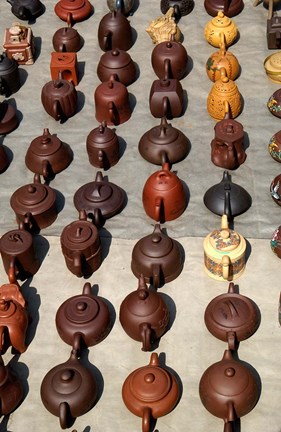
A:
[152, 263, 161, 288]
[98, 149, 104, 163]
[162, 96, 170, 118]
[227, 330, 236, 351]
[42, 159, 51, 180]
[219, 32, 227, 57]
[164, 58, 171, 80]
[115, 0, 124, 12]
[224, 421, 233, 432]
[139, 322, 152, 352]
[59, 401, 72, 430]
[108, 101, 117, 125]
[23, 212, 34, 232]
[173, 3, 181, 21]
[268, 0, 273, 19]
[154, 196, 163, 222]
[53, 99, 61, 121]
[103, 31, 112, 51]
[73, 251, 82, 277]
[142, 406, 151, 432]
[221, 255, 230, 280]
[8, 257, 18, 284]
[93, 207, 103, 228]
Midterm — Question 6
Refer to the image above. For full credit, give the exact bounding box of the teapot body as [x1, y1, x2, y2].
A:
[54, 0, 93, 23]
[151, 40, 188, 80]
[97, 49, 137, 86]
[98, 11, 133, 51]
[160, 0, 195, 18]
[41, 78, 77, 121]
[204, 12, 238, 47]
[0, 355, 23, 415]
[52, 26, 82, 52]
[107, 0, 135, 15]
[206, 46, 239, 82]
[0, 53, 21, 97]
[86, 122, 119, 169]
[149, 78, 184, 119]
[8, 0, 45, 20]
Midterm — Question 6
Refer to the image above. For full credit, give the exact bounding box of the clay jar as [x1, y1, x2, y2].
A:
[268, 130, 281, 162]
[131, 224, 184, 288]
[94, 75, 131, 126]
[98, 10, 134, 52]
[119, 275, 169, 351]
[56, 282, 111, 347]
[86, 121, 119, 169]
[206, 34, 240, 82]
[0, 53, 21, 97]
[25, 128, 73, 179]
[97, 49, 137, 86]
[149, 78, 184, 119]
[160, 0, 195, 19]
[151, 39, 188, 80]
[0, 355, 23, 415]
[52, 25, 82, 52]
[0, 101, 18, 135]
[204, 11, 238, 48]
[138, 116, 189, 165]
[199, 350, 259, 426]
[41, 76, 77, 121]
[142, 162, 186, 222]
[60, 210, 102, 278]
[7, 0, 45, 20]
[204, 0, 244, 17]
[10, 174, 58, 233]
[0, 222, 40, 280]
[107, 0, 135, 15]
[54, 0, 93, 23]
[203, 214, 246, 281]
[122, 353, 180, 432]
[268, 88, 281, 118]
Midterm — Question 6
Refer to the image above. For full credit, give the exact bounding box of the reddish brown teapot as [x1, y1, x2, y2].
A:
[97, 49, 137, 86]
[98, 10, 134, 51]
[119, 275, 169, 351]
[52, 24, 82, 52]
[151, 39, 188, 80]
[0, 354, 23, 415]
[86, 121, 119, 169]
[149, 78, 184, 119]
[41, 76, 77, 121]
[54, 0, 93, 24]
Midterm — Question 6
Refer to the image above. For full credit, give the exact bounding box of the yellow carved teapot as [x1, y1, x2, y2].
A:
[204, 11, 238, 48]
[206, 33, 240, 81]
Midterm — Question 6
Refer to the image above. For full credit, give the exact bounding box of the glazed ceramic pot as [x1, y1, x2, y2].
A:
[25, 128, 73, 179]
[160, 0, 194, 20]
[203, 214, 246, 281]
[107, 0, 135, 15]
[149, 78, 184, 119]
[204, 11, 238, 48]
[56, 282, 111, 347]
[204, 282, 260, 349]
[60, 210, 102, 277]
[151, 39, 188, 81]
[41, 77, 77, 121]
[270, 225, 281, 258]
[206, 34, 240, 82]
[142, 163, 186, 222]
[52, 25, 82, 52]
[268, 88, 281, 118]
[86, 121, 119, 169]
[54, 0, 93, 23]
[131, 224, 184, 288]
[204, 0, 244, 17]
[97, 49, 137, 86]
[264, 51, 281, 83]
[119, 275, 169, 351]
[268, 130, 281, 162]
[7, 0, 45, 20]
[0, 354, 23, 415]
[0, 101, 18, 134]
[0, 53, 21, 97]
[98, 10, 134, 51]
[122, 353, 180, 432]
[270, 173, 281, 205]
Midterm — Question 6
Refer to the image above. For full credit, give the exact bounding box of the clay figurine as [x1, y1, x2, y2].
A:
[204, 11, 238, 47]
[146, 8, 182, 44]
[3, 22, 35, 65]
[160, 0, 195, 20]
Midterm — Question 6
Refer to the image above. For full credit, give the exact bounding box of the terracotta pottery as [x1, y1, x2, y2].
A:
[206, 34, 240, 82]
[86, 121, 119, 169]
[0, 53, 21, 97]
[199, 350, 259, 428]
[271, 225, 281, 258]
[54, 0, 93, 24]
[139, 117, 189, 165]
[131, 224, 184, 288]
[40, 350, 98, 429]
[204, 0, 244, 17]
[270, 173, 281, 205]
[204, 11, 238, 48]
[94, 75, 131, 126]
[203, 214, 246, 281]
[60, 210, 102, 277]
[3, 22, 35, 65]
[0, 354, 23, 415]
[52, 24, 82, 52]
[268, 88, 281, 118]
[97, 49, 137, 86]
[119, 275, 169, 351]
[56, 282, 111, 347]
[204, 282, 260, 349]
[268, 130, 281, 162]
[264, 51, 281, 83]
[122, 352, 180, 432]
[98, 10, 134, 52]
[0, 143, 9, 173]
[151, 39, 188, 81]
[160, 0, 195, 20]
[207, 67, 242, 120]
[149, 78, 184, 119]
[25, 128, 73, 179]
[142, 162, 186, 222]
[204, 171, 252, 218]
[146, 8, 182, 44]
[10, 174, 58, 233]
[107, 0, 135, 15]
[41, 76, 77, 121]
[7, 0, 45, 20]
[0, 222, 40, 280]
[0, 101, 18, 134]
[73, 171, 125, 227]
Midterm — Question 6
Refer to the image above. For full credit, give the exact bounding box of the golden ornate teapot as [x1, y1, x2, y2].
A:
[204, 11, 238, 48]
[206, 33, 240, 81]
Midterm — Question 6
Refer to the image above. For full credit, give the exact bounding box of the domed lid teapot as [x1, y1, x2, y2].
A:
[119, 275, 170, 351]
[204, 11, 238, 47]
[98, 9, 134, 51]
[204, 0, 244, 17]
[151, 38, 188, 81]
[206, 33, 240, 82]
[41, 76, 77, 121]
[52, 23, 82, 52]
[86, 121, 119, 169]
[97, 48, 137, 86]
[54, 0, 93, 24]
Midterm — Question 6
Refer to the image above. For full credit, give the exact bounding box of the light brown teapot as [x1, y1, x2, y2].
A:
[206, 33, 240, 81]
[204, 11, 238, 48]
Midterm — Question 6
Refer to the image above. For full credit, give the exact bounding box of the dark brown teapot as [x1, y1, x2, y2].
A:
[138, 116, 189, 165]
[41, 76, 77, 122]
[52, 24, 82, 52]
[97, 49, 137, 86]
[204, 0, 244, 17]
[86, 121, 119, 169]
[160, 0, 195, 20]
[151, 39, 188, 81]
[119, 275, 169, 351]
[0, 53, 21, 97]
[0, 101, 19, 135]
[122, 352, 180, 432]
[7, 0, 45, 20]
[149, 78, 184, 119]
[0, 354, 23, 415]
[98, 9, 134, 51]
[131, 224, 184, 288]
[54, 0, 93, 24]
[0, 142, 9, 173]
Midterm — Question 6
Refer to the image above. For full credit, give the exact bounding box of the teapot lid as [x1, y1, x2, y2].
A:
[0, 226, 32, 254]
[152, 40, 187, 58]
[60, 295, 101, 325]
[28, 128, 62, 156]
[58, 0, 87, 11]
[100, 49, 131, 69]
[125, 275, 163, 316]
[209, 215, 240, 251]
[96, 75, 127, 96]
[61, 220, 98, 248]
[210, 11, 232, 28]
[214, 118, 244, 142]
[130, 364, 172, 403]
[87, 121, 116, 144]
[147, 117, 179, 145]
[10, 175, 56, 211]
[145, 163, 181, 192]
[138, 224, 173, 259]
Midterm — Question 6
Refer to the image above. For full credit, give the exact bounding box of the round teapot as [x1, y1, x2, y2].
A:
[199, 350, 259, 425]
[0, 101, 18, 135]
[204, 11, 238, 48]
[151, 39, 188, 81]
[25, 128, 73, 179]
[203, 214, 246, 281]
[107, 0, 135, 15]
[119, 275, 169, 351]
[56, 282, 111, 347]
[204, 0, 244, 17]
[122, 352, 180, 432]
[97, 49, 137, 86]
[98, 10, 134, 52]
[206, 34, 240, 82]
[142, 162, 186, 222]
[268, 130, 281, 162]
[0, 53, 21, 97]
[41, 77, 77, 121]
[160, 0, 194, 19]
[54, 0, 93, 23]
[40, 350, 98, 429]
[131, 224, 184, 288]
[138, 117, 189, 165]
[0, 354, 23, 415]
[7, 0, 45, 20]
[52, 24, 82, 52]
[86, 121, 119, 169]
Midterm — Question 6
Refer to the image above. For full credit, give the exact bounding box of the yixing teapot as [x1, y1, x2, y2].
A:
[268, 130, 281, 162]
[56, 282, 111, 347]
[0, 354, 23, 415]
[54, 0, 93, 24]
[160, 0, 195, 20]
[151, 39, 188, 81]
[203, 214, 246, 281]
[52, 24, 82, 52]
[98, 10, 134, 52]
[7, 0, 45, 20]
[206, 34, 240, 82]
[41, 76, 77, 121]
[204, 282, 260, 349]
[86, 121, 119, 169]
[25, 128, 73, 179]
[138, 116, 189, 165]
[107, 0, 135, 15]
[119, 275, 169, 351]
[60, 210, 102, 277]
[149, 78, 184, 119]
[97, 49, 137, 86]
[0, 53, 21, 97]
[142, 162, 186, 222]
[122, 352, 180, 432]
[204, 11, 238, 48]
[204, 0, 244, 17]
[131, 224, 184, 288]
[0, 101, 18, 135]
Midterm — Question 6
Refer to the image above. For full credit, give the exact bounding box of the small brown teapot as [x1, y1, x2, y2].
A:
[204, 0, 244, 17]
[86, 121, 119, 169]
[54, 0, 93, 24]
[98, 9, 134, 51]
[119, 275, 169, 351]
[0, 354, 23, 415]
[151, 39, 188, 81]
[149, 78, 184, 119]
[97, 49, 137, 86]
[52, 24, 82, 52]
[41, 76, 77, 121]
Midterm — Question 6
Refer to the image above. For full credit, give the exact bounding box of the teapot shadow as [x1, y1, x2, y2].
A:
[79, 348, 104, 404]
[21, 278, 41, 348]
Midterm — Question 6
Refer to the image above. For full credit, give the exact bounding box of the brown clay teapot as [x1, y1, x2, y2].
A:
[98, 10, 134, 52]
[0, 354, 23, 415]
[160, 0, 195, 20]
[142, 162, 187, 222]
[0, 52, 21, 97]
[25, 128, 73, 179]
[204, 0, 244, 17]
[149, 78, 184, 119]
[119, 275, 169, 351]
[56, 282, 111, 348]
[151, 39, 188, 81]
[54, 0, 93, 24]
[0, 101, 19, 135]
[97, 49, 137, 86]
[206, 34, 240, 82]
[41, 76, 77, 121]
[52, 24, 82, 52]
[138, 116, 189, 165]
[122, 352, 180, 432]
[86, 121, 119, 169]
[131, 224, 184, 288]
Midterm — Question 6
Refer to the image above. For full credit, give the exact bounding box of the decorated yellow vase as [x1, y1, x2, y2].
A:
[204, 11, 238, 48]
[203, 214, 246, 281]
[206, 33, 240, 82]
